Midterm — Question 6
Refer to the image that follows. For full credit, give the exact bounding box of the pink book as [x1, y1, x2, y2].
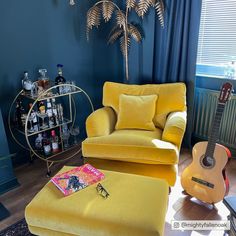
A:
[51, 164, 105, 196]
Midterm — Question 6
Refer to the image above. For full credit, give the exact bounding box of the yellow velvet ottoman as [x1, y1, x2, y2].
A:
[25, 166, 169, 236]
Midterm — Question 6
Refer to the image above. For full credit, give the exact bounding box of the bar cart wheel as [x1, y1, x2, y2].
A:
[46, 171, 52, 178]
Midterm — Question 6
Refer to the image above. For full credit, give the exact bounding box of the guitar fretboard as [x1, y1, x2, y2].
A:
[205, 103, 225, 158]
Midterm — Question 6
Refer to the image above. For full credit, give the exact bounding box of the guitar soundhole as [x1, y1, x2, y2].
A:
[201, 155, 215, 169]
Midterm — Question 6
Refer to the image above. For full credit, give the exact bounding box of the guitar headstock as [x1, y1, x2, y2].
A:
[219, 82, 234, 104]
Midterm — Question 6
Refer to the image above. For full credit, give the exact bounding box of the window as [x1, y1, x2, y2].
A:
[196, 0, 236, 77]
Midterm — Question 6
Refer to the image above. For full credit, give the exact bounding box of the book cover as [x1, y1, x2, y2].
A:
[51, 164, 105, 196]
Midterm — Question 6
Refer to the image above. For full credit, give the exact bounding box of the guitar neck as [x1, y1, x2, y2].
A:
[205, 103, 225, 157]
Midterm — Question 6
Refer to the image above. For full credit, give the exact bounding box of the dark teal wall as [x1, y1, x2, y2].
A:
[0, 0, 123, 165]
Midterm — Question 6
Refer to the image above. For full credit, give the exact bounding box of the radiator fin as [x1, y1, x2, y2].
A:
[193, 88, 236, 150]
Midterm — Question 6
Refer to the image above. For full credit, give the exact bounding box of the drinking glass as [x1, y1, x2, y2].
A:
[27, 116, 34, 133]
[37, 112, 48, 130]
[62, 132, 70, 149]
[70, 126, 80, 144]
[62, 124, 70, 149]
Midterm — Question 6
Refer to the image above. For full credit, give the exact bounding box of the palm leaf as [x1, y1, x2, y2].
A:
[126, 0, 136, 10]
[155, 0, 164, 27]
[128, 24, 143, 42]
[116, 10, 126, 27]
[87, 5, 101, 29]
[120, 35, 131, 57]
[86, 5, 101, 40]
[108, 26, 124, 44]
[136, 0, 153, 18]
[150, 0, 156, 7]
[102, 1, 115, 22]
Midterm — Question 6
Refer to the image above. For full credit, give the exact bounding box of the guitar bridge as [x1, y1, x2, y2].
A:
[191, 177, 214, 189]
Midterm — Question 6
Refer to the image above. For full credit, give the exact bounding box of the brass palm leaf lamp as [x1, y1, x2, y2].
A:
[70, 0, 165, 81]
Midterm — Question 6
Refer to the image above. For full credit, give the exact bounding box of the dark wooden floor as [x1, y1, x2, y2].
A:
[0, 148, 235, 236]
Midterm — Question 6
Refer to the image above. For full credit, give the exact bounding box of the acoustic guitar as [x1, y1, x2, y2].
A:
[181, 82, 233, 204]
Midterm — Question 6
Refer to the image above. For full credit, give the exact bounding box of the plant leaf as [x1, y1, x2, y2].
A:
[155, 0, 164, 27]
[87, 5, 101, 29]
[128, 24, 143, 42]
[136, 0, 153, 18]
[86, 5, 101, 40]
[120, 35, 131, 57]
[102, 1, 115, 22]
[150, 0, 156, 7]
[108, 26, 124, 44]
[126, 0, 136, 10]
[116, 10, 126, 27]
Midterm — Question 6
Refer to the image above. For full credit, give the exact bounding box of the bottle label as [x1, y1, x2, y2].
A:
[48, 116, 54, 127]
[47, 109, 53, 117]
[35, 140, 42, 149]
[44, 145, 51, 155]
[53, 108, 58, 116]
[33, 124, 39, 132]
[52, 142, 59, 152]
[32, 113, 37, 123]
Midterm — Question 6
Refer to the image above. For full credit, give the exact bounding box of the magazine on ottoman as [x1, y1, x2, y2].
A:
[51, 164, 105, 196]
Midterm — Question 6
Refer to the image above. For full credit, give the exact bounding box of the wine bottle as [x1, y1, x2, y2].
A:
[55, 64, 66, 94]
[29, 103, 39, 132]
[46, 99, 54, 128]
[15, 99, 23, 128]
[42, 132, 51, 156]
[35, 133, 43, 153]
[51, 130, 59, 154]
[51, 98, 59, 125]
[56, 104, 64, 123]
[27, 104, 34, 133]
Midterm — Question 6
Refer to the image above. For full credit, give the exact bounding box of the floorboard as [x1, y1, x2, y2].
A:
[0, 148, 235, 236]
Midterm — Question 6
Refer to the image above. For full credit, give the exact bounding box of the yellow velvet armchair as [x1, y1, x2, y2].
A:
[82, 82, 187, 186]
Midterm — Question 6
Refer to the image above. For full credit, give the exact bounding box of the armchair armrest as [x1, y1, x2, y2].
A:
[162, 111, 187, 149]
[86, 107, 117, 138]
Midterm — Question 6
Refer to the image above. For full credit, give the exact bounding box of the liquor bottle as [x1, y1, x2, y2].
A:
[22, 71, 32, 95]
[51, 98, 59, 125]
[19, 101, 26, 128]
[38, 69, 50, 90]
[55, 64, 66, 94]
[29, 103, 39, 132]
[27, 104, 34, 133]
[35, 133, 43, 153]
[56, 104, 64, 123]
[46, 99, 54, 128]
[51, 130, 59, 153]
[42, 132, 51, 156]
[15, 99, 23, 128]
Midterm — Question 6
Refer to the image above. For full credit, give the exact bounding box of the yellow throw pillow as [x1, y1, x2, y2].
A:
[115, 94, 157, 131]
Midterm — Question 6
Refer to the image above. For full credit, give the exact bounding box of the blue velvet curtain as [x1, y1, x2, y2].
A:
[129, 0, 202, 147]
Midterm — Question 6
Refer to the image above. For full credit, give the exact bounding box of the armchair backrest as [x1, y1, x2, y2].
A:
[103, 82, 186, 129]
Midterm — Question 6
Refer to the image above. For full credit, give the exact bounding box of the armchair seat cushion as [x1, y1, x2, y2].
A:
[82, 129, 178, 165]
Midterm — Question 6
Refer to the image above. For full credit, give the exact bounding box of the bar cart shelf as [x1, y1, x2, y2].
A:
[8, 84, 94, 177]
